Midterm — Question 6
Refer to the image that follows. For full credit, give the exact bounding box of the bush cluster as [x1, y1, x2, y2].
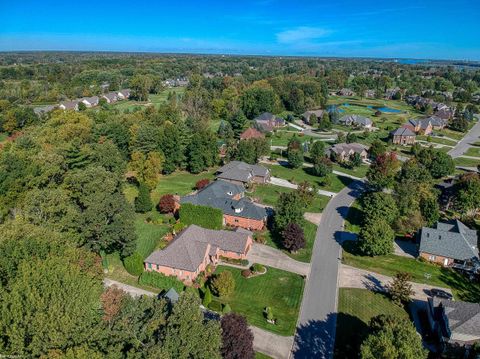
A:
[139, 271, 184, 293]
[178, 203, 223, 229]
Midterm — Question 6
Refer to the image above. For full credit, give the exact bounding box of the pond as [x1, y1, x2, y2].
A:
[367, 105, 402, 113]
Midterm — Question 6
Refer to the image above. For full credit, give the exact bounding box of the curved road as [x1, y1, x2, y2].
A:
[292, 180, 365, 359]
[448, 119, 480, 158]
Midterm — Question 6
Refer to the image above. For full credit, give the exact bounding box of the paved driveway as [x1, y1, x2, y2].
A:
[251, 326, 294, 359]
[269, 176, 337, 197]
[103, 278, 157, 297]
[448, 120, 480, 158]
[338, 265, 452, 301]
[292, 180, 365, 359]
[247, 243, 310, 276]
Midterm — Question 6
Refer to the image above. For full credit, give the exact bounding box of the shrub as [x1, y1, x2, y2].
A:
[222, 303, 232, 314]
[264, 306, 274, 321]
[202, 286, 212, 307]
[282, 222, 306, 252]
[158, 194, 176, 213]
[241, 269, 252, 278]
[195, 178, 210, 190]
[254, 234, 267, 244]
[123, 252, 144, 276]
[220, 256, 249, 266]
[179, 203, 223, 230]
[251, 263, 265, 273]
[172, 221, 186, 234]
[139, 271, 184, 293]
[208, 300, 223, 312]
[135, 182, 152, 213]
[210, 270, 235, 297]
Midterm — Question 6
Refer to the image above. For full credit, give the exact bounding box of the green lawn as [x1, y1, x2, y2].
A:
[464, 147, 480, 158]
[270, 131, 316, 147]
[152, 169, 216, 203]
[335, 288, 410, 358]
[213, 266, 305, 336]
[454, 157, 480, 167]
[344, 199, 362, 234]
[331, 163, 370, 178]
[250, 184, 330, 213]
[342, 241, 480, 302]
[417, 135, 457, 146]
[266, 164, 352, 193]
[134, 213, 171, 258]
[111, 87, 185, 111]
[255, 352, 273, 359]
[263, 220, 317, 263]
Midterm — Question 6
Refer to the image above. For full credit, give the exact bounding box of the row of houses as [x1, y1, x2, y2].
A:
[33, 89, 131, 115]
[390, 115, 449, 145]
[406, 95, 455, 120]
[144, 161, 272, 283]
[163, 77, 189, 88]
[336, 87, 402, 100]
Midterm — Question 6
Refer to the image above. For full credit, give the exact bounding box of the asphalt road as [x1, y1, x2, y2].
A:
[292, 180, 365, 359]
[448, 120, 480, 158]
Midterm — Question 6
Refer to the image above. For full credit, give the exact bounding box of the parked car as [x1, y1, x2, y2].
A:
[429, 288, 453, 300]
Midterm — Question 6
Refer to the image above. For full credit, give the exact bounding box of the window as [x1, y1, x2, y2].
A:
[148, 263, 152, 269]
[235, 219, 239, 223]
[429, 255, 436, 261]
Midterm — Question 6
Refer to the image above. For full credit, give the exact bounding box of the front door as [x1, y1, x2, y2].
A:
[443, 258, 449, 266]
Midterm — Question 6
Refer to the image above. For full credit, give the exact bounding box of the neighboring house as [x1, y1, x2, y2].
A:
[216, 160, 270, 185]
[435, 105, 455, 120]
[302, 109, 324, 125]
[338, 114, 373, 129]
[117, 89, 131, 100]
[180, 179, 267, 230]
[240, 127, 265, 140]
[418, 220, 479, 272]
[58, 100, 79, 111]
[328, 142, 369, 162]
[390, 127, 416, 145]
[427, 297, 480, 348]
[338, 88, 355, 96]
[162, 288, 179, 304]
[81, 96, 100, 108]
[33, 105, 56, 116]
[144, 224, 253, 282]
[364, 89, 376, 98]
[406, 95, 455, 120]
[384, 87, 401, 100]
[254, 112, 285, 132]
[426, 115, 449, 130]
[404, 118, 433, 135]
[102, 92, 118, 104]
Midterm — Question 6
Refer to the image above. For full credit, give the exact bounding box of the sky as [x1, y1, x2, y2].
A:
[1, 0, 479, 60]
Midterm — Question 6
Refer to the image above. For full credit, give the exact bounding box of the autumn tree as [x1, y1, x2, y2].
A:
[158, 194, 176, 214]
[221, 313, 255, 359]
[366, 152, 400, 190]
[282, 222, 306, 252]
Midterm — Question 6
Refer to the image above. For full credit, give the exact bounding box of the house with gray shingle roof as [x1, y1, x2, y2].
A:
[81, 96, 100, 108]
[59, 100, 79, 111]
[419, 220, 479, 272]
[253, 112, 286, 132]
[338, 114, 373, 129]
[390, 127, 416, 145]
[144, 225, 253, 282]
[180, 179, 267, 231]
[302, 109, 324, 125]
[428, 296, 480, 347]
[216, 161, 270, 186]
[102, 92, 118, 104]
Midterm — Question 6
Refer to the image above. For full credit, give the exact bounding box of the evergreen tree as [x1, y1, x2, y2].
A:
[135, 182, 152, 213]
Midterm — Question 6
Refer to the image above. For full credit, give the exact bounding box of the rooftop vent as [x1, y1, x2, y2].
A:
[234, 207, 244, 214]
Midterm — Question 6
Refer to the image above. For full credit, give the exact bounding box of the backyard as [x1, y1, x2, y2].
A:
[152, 169, 216, 202]
[334, 288, 410, 358]
[454, 156, 480, 167]
[111, 87, 185, 111]
[212, 266, 305, 336]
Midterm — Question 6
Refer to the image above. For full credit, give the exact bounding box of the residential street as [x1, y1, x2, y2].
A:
[292, 180, 365, 359]
[448, 120, 480, 158]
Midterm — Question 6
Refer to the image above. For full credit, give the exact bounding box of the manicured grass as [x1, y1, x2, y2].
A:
[111, 87, 185, 111]
[263, 220, 317, 263]
[331, 163, 369, 178]
[270, 131, 316, 147]
[250, 184, 330, 213]
[417, 135, 457, 146]
[213, 266, 305, 336]
[342, 241, 480, 302]
[454, 157, 480, 167]
[335, 288, 409, 358]
[151, 169, 216, 203]
[266, 164, 352, 193]
[255, 352, 273, 359]
[439, 128, 468, 140]
[134, 213, 171, 258]
[344, 199, 362, 234]
[464, 147, 480, 158]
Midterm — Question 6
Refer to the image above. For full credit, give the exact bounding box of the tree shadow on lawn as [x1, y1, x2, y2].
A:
[334, 230, 358, 245]
[438, 268, 480, 302]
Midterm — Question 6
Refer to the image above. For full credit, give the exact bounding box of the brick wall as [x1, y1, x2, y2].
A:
[419, 251, 454, 266]
[224, 214, 265, 230]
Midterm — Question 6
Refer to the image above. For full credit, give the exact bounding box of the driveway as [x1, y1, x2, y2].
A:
[338, 265, 452, 301]
[103, 278, 157, 297]
[247, 243, 310, 276]
[292, 180, 365, 359]
[269, 176, 337, 197]
[251, 326, 294, 359]
[448, 120, 480, 158]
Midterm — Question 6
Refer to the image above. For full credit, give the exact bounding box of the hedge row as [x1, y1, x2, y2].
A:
[139, 271, 184, 293]
[178, 203, 223, 230]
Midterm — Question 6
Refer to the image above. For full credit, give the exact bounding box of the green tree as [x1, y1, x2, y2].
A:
[368, 140, 386, 159]
[366, 153, 400, 190]
[455, 173, 480, 218]
[161, 291, 222, 358]
[359, 218, 394, 256]
[130, 74, 153, 101]
[135, 182, 153, 213]
[211, 271, 236, 297]
[275, 192, 305, 232]
[309, 140, 326, 162]
[187, 130, 218, 173]
[360, 315, 427, 359]
[287, 149, 304, 169]
[240, 87, 280, 119]
[202, 286, 212, 307]
[362, 192, 398, 225]
[228, 110, 248, 137]
[386, 272, 414, 305]
[123, 252, 145, 276]
[159, 122, 186, 174]
[419, 195, 440, 226]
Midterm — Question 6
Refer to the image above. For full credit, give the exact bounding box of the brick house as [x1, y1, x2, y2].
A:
[180, 179, 267, 231]
[338, 114, 373, 129]
[216, 161, 270, 186]
[240, 127, 265, 140]
[253, 112, 286, 132]
[328, 142, 369, 162]
[390, 127, 416, 145]
[302, 109, 324, 125]
[427, 297, 480, 349]
[418, 220, 479, 271]
[404, 118, 433, 135]
[144, 225, 253, 282]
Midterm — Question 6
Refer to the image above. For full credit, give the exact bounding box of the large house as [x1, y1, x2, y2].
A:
[418, 220, 479, 272]
[58, 100, 79, 111]
[216, 161, 270, 186]
[390, 127, 416, 145]
[117, 89, 131, 100]
[240, 127, 265, 140]
[180, 180, 267, 230]
[80, 96, 100, 108]
[427, 297, 480, 348]
[338, 114, 373, 129]
[328, 143, 369, 162]
[406, 95, 455, 120]
[337, 88, 354, 96]
[302, 109, 324, 125]
[254, 112, 285, 132]
[403, 116, 448, 135]
[144, 225, 253, 282]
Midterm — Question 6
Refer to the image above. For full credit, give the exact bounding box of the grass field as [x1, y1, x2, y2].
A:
[255, 352, 273, 359]
[335, 288, 409, 358]
[112, 87, 185, 111]
[454, 157, 480, 167]
[134, 213, 171, 258]
[213, 266, 305, 336]
[417, 135, 457, 146]
[331, 163, 370, 178]
[263, 220, 317, 263]
[250, 184, 330, 213]
[270, 131, 317, 147]
[344, 199, 363, 234]
[342, 241, 480, 302]
[464, 147, 480, 158]
[266, 164, 352, 193]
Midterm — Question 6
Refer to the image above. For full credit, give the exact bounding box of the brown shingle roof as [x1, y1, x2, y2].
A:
[240, 127, 265, 140]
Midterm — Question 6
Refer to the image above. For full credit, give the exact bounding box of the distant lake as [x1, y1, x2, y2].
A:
[367, 105, 402, 113]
